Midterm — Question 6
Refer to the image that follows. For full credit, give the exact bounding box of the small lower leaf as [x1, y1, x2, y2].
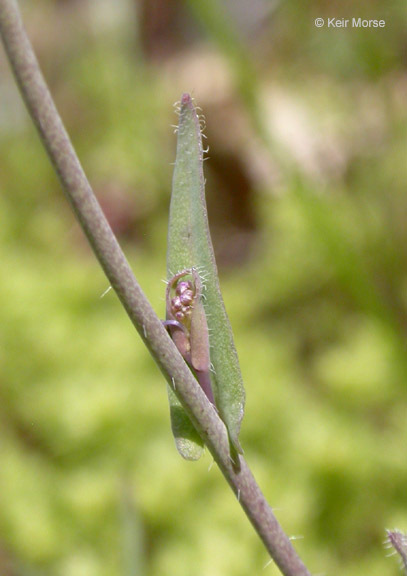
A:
[167, 386, 204, 460]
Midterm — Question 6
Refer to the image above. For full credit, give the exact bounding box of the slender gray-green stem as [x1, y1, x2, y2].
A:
[0, 2, 311, 575]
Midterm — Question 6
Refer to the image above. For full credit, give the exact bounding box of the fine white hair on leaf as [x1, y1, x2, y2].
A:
[197, 268, 210, 279]
[199, 118, 206, 132]
[100, 285, 112, 298]
[193, 266, 210, 289]
[262, 558, 273, 570]
[228, 453, 236, 465]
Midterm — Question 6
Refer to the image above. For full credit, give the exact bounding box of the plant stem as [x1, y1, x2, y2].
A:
[0, 2, 311, 575]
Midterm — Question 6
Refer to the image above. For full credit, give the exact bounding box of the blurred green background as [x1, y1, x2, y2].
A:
[1, 1, 407, 575]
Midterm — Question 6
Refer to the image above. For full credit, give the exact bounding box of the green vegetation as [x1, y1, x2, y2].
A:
[1, 1, 407, 575]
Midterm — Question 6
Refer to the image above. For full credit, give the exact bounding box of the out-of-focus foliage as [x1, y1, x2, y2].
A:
[1, 1, 407, 575]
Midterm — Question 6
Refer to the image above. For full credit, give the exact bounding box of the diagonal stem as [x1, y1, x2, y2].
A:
[0, 2, 311, 575]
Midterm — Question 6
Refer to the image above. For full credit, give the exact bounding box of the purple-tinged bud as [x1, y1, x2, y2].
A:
[182, 305, 193, 317]
[176, 281, 193, 296]
[180, 289, 194, 306]
[172, 296, 183, 311]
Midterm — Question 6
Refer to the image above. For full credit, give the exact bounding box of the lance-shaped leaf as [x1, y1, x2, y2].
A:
[166, 93, 245, 460]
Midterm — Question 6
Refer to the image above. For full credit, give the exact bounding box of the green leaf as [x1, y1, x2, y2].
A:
[166, 93, 245, 460]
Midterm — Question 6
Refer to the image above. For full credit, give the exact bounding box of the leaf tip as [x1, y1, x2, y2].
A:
[181, 93, 192, 105]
